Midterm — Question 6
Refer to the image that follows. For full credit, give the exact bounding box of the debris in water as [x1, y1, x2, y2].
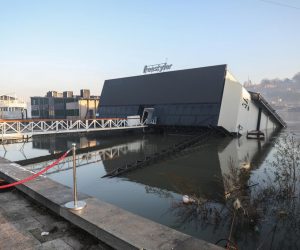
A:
[233, 198, 242, 210]
[182, 195, 195, 204]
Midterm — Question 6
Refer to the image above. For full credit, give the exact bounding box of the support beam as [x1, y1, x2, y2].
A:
[256, 108, 262, 131]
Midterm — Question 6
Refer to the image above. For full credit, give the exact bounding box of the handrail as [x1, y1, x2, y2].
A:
[0, 117, 147, 140]
[0, 117, 125, 123]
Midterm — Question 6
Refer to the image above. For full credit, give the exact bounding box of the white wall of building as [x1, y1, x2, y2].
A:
[261, 112, 268, 131]
[66, 99, 99, 120]
[217, 71, 242, 133]
[260, 111, 277, 131]
[246, 101, 259, 131]
[235, 87, 252, 134]
[66, 102, 79, 110]
[218, 71, 279, 134]
[218, 130, 276, 193]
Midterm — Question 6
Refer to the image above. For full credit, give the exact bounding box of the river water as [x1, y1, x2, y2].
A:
[1, 111, 299, 249]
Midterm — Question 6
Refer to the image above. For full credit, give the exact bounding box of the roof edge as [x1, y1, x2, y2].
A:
[104, 64, 228, 82]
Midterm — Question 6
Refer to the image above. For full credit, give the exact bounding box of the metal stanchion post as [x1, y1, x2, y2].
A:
[65, 143, 87, 211]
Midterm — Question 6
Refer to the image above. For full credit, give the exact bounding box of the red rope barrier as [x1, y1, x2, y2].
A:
[0, 150, 71, 189]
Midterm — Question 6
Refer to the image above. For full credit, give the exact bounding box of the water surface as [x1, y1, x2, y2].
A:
[1, 110, 300, 249]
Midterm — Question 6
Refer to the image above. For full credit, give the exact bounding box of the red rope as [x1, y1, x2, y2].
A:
[0, 150, 71, 189]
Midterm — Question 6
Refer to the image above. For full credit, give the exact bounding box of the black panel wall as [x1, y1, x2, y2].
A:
[98, 64, 227, 126]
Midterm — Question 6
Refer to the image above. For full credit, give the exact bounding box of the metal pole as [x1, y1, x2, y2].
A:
[64, 143, 86, 211]
[72, 143, 78, 207]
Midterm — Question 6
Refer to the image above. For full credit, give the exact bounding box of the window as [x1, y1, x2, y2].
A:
[67, 109, 79, 116]
[32, 110, 39, 116]
[55, 109, 65, 117]
[54, 98, 64, 104]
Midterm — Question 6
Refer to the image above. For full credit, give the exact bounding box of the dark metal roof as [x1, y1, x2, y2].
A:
[249, 91, 286, 127]
[100, 64, 227, 106]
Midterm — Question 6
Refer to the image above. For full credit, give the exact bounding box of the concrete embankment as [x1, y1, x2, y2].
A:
[0, 157, 222, 250]
[0, 187, 111, 249]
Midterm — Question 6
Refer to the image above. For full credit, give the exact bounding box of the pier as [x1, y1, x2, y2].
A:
[0, 117, 149, 141]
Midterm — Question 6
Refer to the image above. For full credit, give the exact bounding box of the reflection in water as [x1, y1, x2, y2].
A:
[3, 121, 298, 248]
[27, 139, 146, 175]
[21, 128, 282, 249]
[145, 186, 174, 199]
[123, 139, 228, 202]
[124, 130, 279, 203]
[0, 132, 149, 162]
[32, 135, 99, 154]
[0, 139, 49, 161]
[166, 131, 300, 249]
[227, 134, 300, 249]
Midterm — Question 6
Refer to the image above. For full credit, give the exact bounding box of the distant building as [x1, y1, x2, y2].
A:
[0, 94, 27, 119]
[31, 89, 99, 119]
[98, 64, 285, 135]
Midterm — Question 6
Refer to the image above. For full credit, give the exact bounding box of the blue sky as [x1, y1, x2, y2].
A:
[0, 0, 299, 99]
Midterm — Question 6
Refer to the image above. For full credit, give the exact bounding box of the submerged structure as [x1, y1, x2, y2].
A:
[98, 64, 285, 135]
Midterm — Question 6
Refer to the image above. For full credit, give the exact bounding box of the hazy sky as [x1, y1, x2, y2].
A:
[0, 0, 299, 100]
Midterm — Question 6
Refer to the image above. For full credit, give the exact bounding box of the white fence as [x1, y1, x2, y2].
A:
[0, 118, 148, 140]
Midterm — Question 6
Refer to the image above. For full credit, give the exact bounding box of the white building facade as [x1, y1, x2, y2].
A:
[218, 71, 285, 135]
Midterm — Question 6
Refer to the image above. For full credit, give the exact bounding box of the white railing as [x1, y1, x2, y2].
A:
[0, 118, 147, 140]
